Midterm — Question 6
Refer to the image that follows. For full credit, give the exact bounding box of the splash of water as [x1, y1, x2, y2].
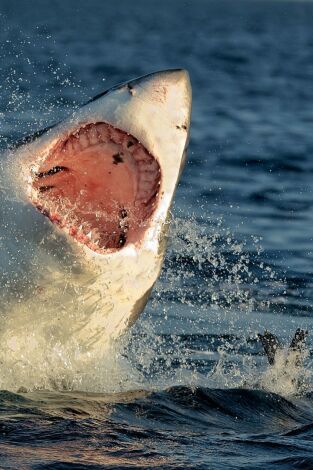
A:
[0, 210, 284, 393]
[0, 18, 86, 150]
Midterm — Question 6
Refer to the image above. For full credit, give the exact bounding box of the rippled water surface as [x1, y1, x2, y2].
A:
[1, 0, 313, 468]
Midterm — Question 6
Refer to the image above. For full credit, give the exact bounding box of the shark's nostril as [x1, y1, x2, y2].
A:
[30, 122, 161, 252]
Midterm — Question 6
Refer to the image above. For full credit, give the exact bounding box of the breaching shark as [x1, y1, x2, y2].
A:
[0, 69, 192, 365]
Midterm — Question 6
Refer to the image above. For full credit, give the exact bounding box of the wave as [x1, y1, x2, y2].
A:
[0, 386, 313, 469]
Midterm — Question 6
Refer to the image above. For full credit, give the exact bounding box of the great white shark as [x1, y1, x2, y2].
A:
[0, 69, 192, 366]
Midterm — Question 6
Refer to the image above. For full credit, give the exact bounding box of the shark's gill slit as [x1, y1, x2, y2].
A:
[30, 122, 161, 252]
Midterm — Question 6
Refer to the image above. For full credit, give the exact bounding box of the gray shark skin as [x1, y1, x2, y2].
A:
[0, 70, 192, 364]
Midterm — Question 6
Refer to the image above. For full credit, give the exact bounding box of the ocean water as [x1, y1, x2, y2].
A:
[1, 0, 313, 468]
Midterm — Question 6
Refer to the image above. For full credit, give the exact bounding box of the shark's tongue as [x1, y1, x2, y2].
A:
[31, 123, 161, 251]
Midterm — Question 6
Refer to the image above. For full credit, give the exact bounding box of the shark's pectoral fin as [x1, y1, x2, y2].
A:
[258, 330, 281, 365]
[289, 328, 308, 352]
[288, 328, 308, 367]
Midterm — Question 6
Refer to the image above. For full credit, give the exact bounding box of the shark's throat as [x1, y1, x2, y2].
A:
[30, 122, 161, 252]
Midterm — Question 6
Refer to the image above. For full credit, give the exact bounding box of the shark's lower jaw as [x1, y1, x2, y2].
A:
[30, 122, 161, 253]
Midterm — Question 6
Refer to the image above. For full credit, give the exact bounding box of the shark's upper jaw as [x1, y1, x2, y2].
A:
[30, 122, 161, 253]
[24, 69, 191, 256]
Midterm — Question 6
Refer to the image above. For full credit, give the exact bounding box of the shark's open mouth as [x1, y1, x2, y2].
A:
[30, 122, 161, 252]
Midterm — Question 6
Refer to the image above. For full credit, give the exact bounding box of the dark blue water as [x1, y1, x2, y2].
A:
[1, 0, 313, 468]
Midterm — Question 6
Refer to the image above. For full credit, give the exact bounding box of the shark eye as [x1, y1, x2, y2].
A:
[30, 122, 161, 252]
